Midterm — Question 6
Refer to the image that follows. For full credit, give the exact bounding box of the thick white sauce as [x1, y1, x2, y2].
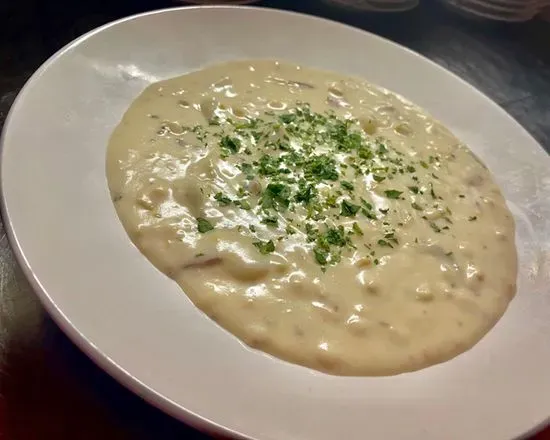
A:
[107, 60, 517, 376]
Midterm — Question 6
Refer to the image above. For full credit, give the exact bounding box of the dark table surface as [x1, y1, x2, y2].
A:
[0, 1, 549, 439]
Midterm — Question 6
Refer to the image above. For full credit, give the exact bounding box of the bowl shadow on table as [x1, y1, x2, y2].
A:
[0, 243, 211, 439]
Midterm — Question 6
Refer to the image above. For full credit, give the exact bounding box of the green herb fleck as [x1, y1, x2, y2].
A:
[279, 113, 296, 124]
[239, 163, 255, 180]
[197, 217, 214, 233]
[295, 183, 317, 204]
[360, 198, 374, 211]
[253, 240, 276, 255]
[352, 222, 364, 236]
[313, 246, 328, 265]
[324, 227, 347, 247]
[261, 216, 278, 227]
[258, 154, 281, 176]
[384, 190, 403, 199]
[377, 143, 388, 154]
[220, 136, 241, 154]
[341, 181, 354, 191]
[214, 192, 232, 206]
[340, 200, 361, 217]
[304, 155, 339, 181]
[261, 183, 291, 211]
[384, 232, 398, 244]
[236, 200, 251, 210]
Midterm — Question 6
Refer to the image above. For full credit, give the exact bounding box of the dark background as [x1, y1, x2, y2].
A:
[0, 1, 549, 439]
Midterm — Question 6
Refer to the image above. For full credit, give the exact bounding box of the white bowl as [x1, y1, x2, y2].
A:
[2, 6, 550, 440]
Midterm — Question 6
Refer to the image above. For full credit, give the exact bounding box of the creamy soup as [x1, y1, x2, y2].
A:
[106, 60, 517, 376]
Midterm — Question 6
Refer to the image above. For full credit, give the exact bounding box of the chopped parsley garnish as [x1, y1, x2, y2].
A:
[377, 143, 388, 154]
[341, 180, 354, 191]
[261, 216, 279, 227]
[236, 200, 251, 210]
[468, 216, 478, 221]
[360, 198, 374, 211]
[279, 113, 296, 124]
[352, 222, 364, 236]
[261, 183, 291, 211]
[196, 217, 214, 233]
[258, 154, 282, 176]
[324, 227, 347, 247]
[253, 240, 276, 254]
[220, 135, 241, 154]
[214, 192, 232, 206]
[313, 246, 329, 265]
[304, 155, 339, 181]
[384, 190, 403, 199]
[384, 232, 399, 245]
[180, 103, 455, 267]
[340, 200, 361, 217]
[239, 163, 255, 179]
[295, 183, 317, 204]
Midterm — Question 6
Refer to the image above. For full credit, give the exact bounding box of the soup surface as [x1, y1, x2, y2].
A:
[106, 60, 517, 375]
